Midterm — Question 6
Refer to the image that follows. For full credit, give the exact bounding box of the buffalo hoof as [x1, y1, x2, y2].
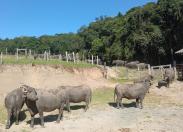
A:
[139, 107, 143, 109]
[56, 120, 60, 123]
[136, 105, 139, 108]
[116, 107, 120, 109]
[5, 125, 10, 129]
[41, 125, 45, 128]
[30, 124, 34, 128]
[15, 122, 19, 125]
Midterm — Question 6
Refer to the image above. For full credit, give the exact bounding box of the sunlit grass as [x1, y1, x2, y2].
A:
[1, 55, 95, 68]
[0, 104, 6, 124]
[92, 88, 114, 105]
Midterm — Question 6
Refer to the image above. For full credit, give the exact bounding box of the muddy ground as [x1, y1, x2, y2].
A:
[0, 65, 183, 132]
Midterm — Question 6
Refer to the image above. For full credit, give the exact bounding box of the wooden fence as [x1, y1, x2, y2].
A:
[150, 64, 172, 79]
[0, 49, 100, 65]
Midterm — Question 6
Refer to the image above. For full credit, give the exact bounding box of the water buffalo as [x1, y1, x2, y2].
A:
[25, 85, 67, 128]
[137, 63, 148, 70]
[112, 60, 126, 66]
[114, 80, 151, 109]
[125, 61, 140, 69]
[163, 68, 175, 87]
[158, 80, 168, 88]
[59, 85, 92, 112]
[4, 85, 37, 129]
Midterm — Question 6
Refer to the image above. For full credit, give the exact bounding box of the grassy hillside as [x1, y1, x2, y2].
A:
[1, 55, 95, 68]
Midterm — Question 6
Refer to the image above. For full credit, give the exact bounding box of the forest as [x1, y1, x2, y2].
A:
[0, 0, 183, 65]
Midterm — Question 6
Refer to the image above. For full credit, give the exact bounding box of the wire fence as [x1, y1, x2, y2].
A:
[0, 48, 101, 65]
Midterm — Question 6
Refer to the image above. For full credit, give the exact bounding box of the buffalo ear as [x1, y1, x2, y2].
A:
[22, 86, 28, 93]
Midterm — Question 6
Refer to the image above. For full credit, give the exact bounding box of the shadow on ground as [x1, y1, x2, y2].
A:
[108, 102, 136, 108]
[26, 105, 85, 126]
[8, 109, 27, 128]
[70, 105, 85, 110]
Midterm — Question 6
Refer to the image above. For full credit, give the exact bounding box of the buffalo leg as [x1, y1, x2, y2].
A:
[84, 98, 90, 112]
[57, 104, 64, 123]
[39, 112, 44, 127]
[66, 100, 71, 113]
[15, 110, 20, 125]
[116, 97, 121, 109]
[120, 98, 124, 109]
[136, 99, 140, 108]
[60, 103, 65, 121]
[30, 115, 35, 128]
[139, 98, 143, 109]
[167, 82, 170, 88]
[5, 109, 11, 129]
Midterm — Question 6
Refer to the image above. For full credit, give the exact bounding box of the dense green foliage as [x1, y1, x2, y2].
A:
[0, 0, 183, 65]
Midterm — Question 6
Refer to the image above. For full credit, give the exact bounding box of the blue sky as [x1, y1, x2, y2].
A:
[0, 0, 157, 39]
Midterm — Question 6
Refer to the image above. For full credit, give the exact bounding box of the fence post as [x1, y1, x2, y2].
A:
[25, 49, 27, 56]
[66, 51, 68, 62]
[16, 48, 18, 60]
[76, 53, 79, 63]
[92, 55, 93, 65]
[29, 49, 32, 58]
[59, 54, 62, 61]
[174, 67, 177, 80]
[6, 48, 7, 55]
[97, 56, 99, 65]
[73, 52, 75, 63]
[48, 50, 50, 56]
[44, 51, 46, 60]
[148, 64, 151, 75]
[46, 52, 48, 61]
[0, 52, 3, 64]
[160, 66, 164, 79]
[137, 65, 140, 71]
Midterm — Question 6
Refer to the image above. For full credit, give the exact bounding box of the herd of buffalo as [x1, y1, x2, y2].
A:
[4, 68, 175, 129]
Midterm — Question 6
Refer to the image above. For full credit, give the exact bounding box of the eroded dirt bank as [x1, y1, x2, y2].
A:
[0, 65, 113, 96]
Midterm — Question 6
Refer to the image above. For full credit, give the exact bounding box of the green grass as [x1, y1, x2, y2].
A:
[0, 104, 7, 124]
[1, 55, 95, 68]
[92, 88, 114, 105]
[92, 88, 141, 106]
[110, 78, 132, 84]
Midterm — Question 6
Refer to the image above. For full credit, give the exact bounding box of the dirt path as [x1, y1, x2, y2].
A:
[1, 105, 183, 132]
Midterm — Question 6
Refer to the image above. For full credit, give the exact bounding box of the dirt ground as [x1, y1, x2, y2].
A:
[0, 65, 183, 132]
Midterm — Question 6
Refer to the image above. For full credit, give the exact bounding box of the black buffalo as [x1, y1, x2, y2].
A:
[114, 80, 151, 109]
[4, 85, 37, 129]
[25, 85, 67, 128]
[59, 85, 92, 112]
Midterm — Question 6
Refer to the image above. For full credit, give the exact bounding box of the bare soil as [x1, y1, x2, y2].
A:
[0, 65, 183, 132]
[0, 65, 113, 97]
